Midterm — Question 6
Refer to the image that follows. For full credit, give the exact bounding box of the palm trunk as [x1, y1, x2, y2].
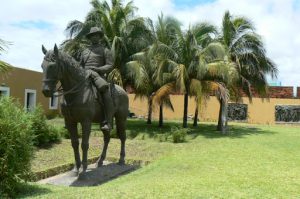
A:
[159, 104, 163, 127]
[217, 98, 228, 134]
[183, 93, 189, 128]
[147, 97, 153, 124]
[193, 105, 199, 127]
[217, 99, 222, 131]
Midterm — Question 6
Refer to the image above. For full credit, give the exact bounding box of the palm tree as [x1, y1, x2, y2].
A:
[0, 39, 11, 73]
[62, 0, 153, 86]
[172, 23, 218, 128]
[126, 47, 174, 124]
[151, 14, 181, 127]
[216, 11, 277, 132]
[153, 23, 233, 129]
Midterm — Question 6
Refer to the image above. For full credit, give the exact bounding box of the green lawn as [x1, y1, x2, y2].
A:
[19, 120, 300, 198]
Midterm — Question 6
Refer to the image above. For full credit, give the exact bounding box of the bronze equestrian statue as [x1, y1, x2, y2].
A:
[41, 27, 129, 176]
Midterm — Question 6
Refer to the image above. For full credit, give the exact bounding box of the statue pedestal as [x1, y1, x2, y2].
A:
[38, 161, 138, 186]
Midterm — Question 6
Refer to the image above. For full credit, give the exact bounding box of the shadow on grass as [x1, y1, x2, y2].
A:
[189, 123, 277, 139]
[125, 119, 277, 140]
[16, 183, 52, 198]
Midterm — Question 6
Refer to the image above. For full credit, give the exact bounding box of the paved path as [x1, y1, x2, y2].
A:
[38, 161, 138, 187]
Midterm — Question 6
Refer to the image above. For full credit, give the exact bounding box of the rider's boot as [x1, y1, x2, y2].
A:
[92, 75, 112, 132]
[100, 89, 112, 132]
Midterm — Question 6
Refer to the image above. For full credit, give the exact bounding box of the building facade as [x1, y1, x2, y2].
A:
[0, 67, 59, 116]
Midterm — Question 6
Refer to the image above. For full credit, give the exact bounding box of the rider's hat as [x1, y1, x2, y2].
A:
[86, 27, 104, 38]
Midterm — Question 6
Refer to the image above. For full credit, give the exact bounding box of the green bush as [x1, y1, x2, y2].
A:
[172, 127, 188, 143]
[0, 97, 34, 198]
[59, 126, 69, 139]
[29, 106, 61, 146]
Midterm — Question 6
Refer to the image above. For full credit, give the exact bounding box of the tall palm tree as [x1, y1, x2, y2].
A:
[0, 39, 11, 73]
[62, 0, 153, 86]
[151, 14, 181, 127]
[173, 23, 218, 128]
[217, 11, 277, 132]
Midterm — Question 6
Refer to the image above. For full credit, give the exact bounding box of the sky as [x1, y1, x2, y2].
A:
[0, 0, 300, 87]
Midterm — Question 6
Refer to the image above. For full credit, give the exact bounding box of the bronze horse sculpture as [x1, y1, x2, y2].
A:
[41, 44, 128, 175]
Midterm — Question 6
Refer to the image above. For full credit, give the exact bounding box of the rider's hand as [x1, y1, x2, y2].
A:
[90, 66, 97, 71]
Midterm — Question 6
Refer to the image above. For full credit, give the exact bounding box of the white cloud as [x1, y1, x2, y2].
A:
[0, 0, 90, 70]
[0, 0, 299, 86]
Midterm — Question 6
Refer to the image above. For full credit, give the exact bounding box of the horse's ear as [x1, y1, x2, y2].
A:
[42, 45, 47, 55]
[54, 44, 59, 57]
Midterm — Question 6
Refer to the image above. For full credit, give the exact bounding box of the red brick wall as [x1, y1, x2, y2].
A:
[297, 87, 300, 98]
[268, 86, 294, 98]
[234, 86, 294, 99]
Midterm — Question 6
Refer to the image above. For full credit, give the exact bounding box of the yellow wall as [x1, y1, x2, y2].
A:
[128, 94, 300, 124]
[0, 67, 59, 116]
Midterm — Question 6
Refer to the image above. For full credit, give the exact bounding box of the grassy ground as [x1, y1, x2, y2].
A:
[20, 120, 300, 198]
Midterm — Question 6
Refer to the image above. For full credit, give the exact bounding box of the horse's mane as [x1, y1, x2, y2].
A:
[57, 50, 86, 78]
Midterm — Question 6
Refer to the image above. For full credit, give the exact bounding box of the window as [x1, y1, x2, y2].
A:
[0, 86, 10, 97]
[24, 89, 36, 112]
[49, 95, 58, 109]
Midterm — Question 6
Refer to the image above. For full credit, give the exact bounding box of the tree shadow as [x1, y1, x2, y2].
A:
[125, 119, 176, 139]
[125, 119, 277, 141]
[16, 183, 52, 198]
[188, 123, 277, 139]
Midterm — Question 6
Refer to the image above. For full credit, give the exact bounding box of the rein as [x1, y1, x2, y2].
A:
[54, 79, 86, 97]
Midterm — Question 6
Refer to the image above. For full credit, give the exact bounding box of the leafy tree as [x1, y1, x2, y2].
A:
[171, 23, 219, 128]
[154, 23, 232, 128]
[150, 14, 180, 127]
[217, 11, 277, 132]
[126, 46, 174, 124]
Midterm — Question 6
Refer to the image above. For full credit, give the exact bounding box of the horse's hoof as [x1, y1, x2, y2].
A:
[70, 166, 80, 176]
[96, 161, 103, 167]
[118, 159, 125, 165]
[70, 170, 79, 177]
[78, 171, 87, 180]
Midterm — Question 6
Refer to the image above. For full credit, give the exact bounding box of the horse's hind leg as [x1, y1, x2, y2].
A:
[66, 121, 81, 174]
[116, 115, 127, 165]
[80, 121, 92, 173]
[97, 129, 110, 167]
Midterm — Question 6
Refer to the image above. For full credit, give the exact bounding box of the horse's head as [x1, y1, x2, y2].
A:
[41, 44, 61, 97]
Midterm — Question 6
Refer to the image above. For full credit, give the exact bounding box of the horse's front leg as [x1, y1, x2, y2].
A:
[66, 120, 81, 175]
[80, 121, 92, 173]
[97, 129, 110, 167]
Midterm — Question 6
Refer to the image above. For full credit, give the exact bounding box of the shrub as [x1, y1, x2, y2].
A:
[0, 97, 34, 198]
[29, 106, 61, 146]
[172, 127, 188, 143]
[59, 126, 70, 139]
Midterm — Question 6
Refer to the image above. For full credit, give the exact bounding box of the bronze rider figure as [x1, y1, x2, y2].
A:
[80, 27, 113, 131]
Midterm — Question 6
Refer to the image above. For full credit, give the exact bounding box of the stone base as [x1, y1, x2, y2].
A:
[38, 161, 138, 187]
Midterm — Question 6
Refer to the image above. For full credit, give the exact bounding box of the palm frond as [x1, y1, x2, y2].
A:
[153, 82, 176, 106]
[107, 68, 123, 86]
[0, 60, 12, 73]
[173, 64, 187, 92]
[65, 20, 84, 39]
